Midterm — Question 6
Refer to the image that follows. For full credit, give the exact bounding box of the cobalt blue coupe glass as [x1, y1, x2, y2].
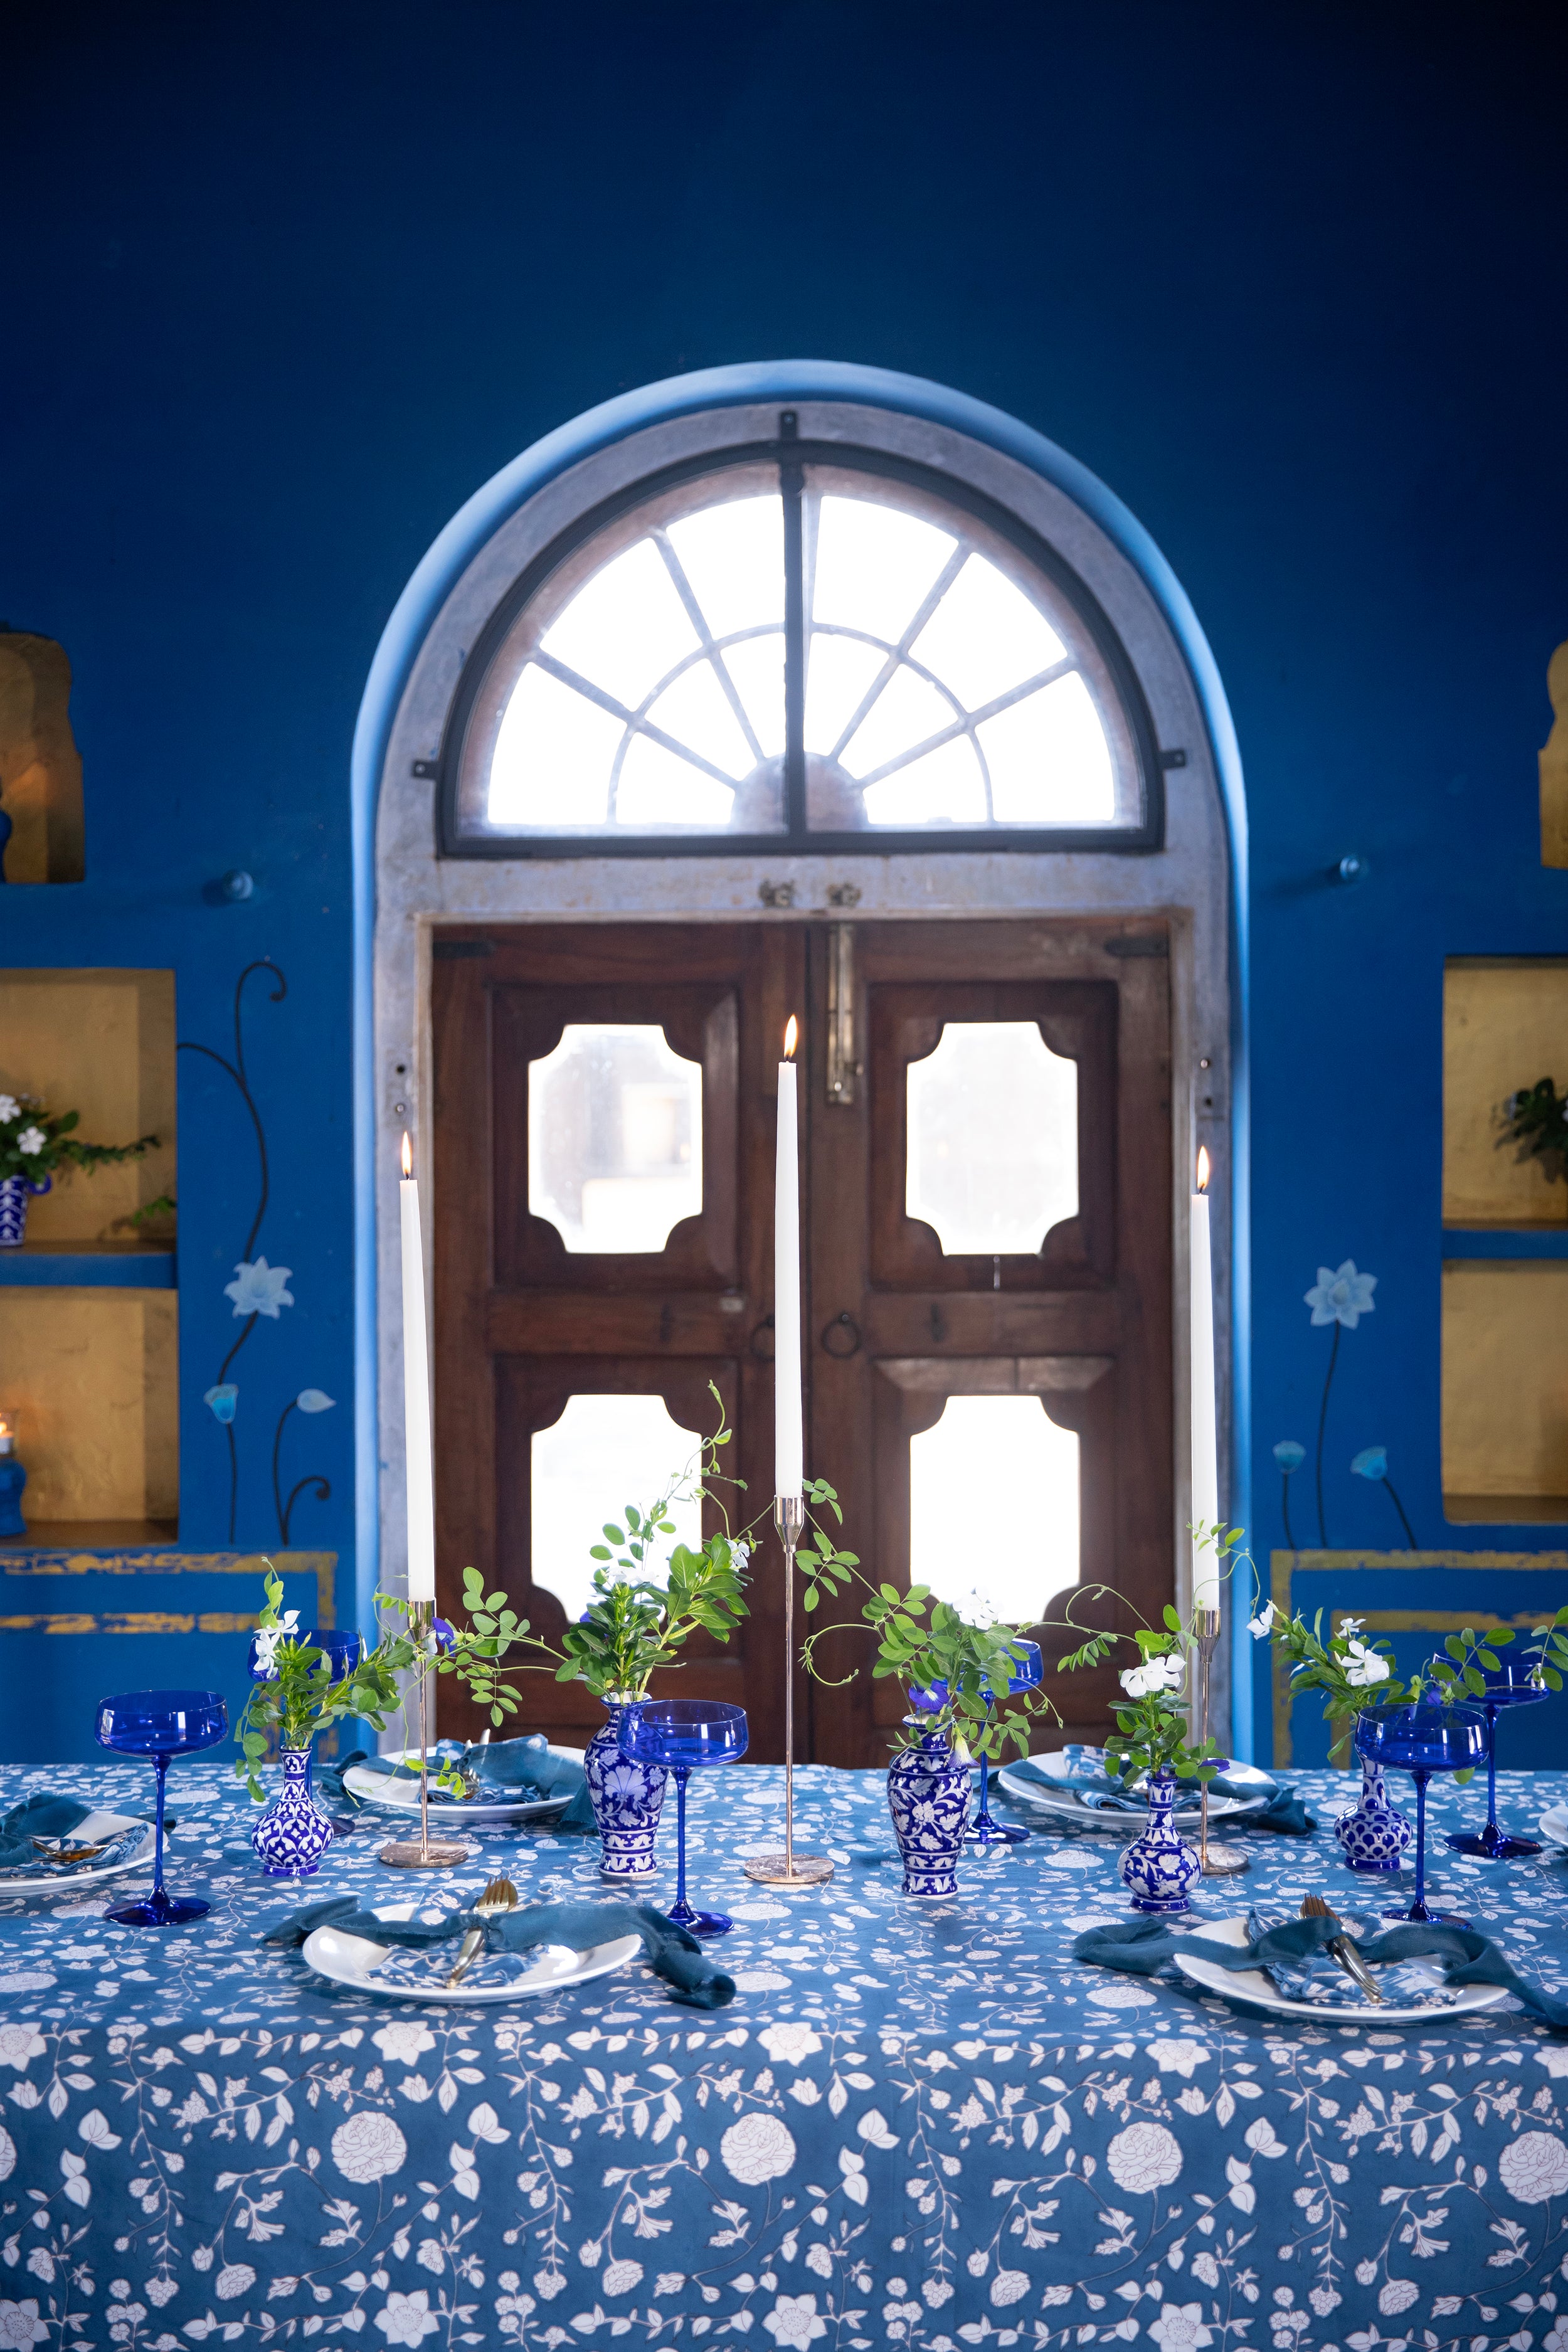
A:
[619, 1698, 748, 1937]
[95, 1688, 228, 1927]
[1444, 1659, 1547, 1860]
[1355, 1697, 1486, 1926]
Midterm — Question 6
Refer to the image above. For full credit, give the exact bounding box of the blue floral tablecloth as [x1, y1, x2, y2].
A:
[4, 1761, 1568, 2352]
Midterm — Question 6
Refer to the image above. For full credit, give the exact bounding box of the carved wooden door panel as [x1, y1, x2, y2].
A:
[803, 919, 1173, 1766]
[431, 923, 802, 1756]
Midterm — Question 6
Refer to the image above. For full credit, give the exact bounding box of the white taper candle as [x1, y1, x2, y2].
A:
[774, 1024, 803, 1500]
[399, 1132, 437, 1604]
[1190, 1150, 1220, 1613]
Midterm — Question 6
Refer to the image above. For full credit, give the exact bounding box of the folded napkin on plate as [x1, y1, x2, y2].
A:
[1073, 1912, 1568, 2030]
[315, 1740, 596, 1833]
[1010, 1747, 1313, 1834]
[264, 1893, 733, 2008]
[0, 1794, 156, 1880]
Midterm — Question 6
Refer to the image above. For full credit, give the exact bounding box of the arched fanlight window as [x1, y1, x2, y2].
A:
[439, 417, 1162, 856]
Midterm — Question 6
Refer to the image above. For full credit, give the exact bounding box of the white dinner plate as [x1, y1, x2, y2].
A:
[343, 1745, 585, 1827]
[0, 1811, 156, 1897]
[1538, 1804, 1568, 1850]
[1173, 1912, 1513, 2025]
[302, 1917, 640, 2005]
[997, 1751, 1269, 1836]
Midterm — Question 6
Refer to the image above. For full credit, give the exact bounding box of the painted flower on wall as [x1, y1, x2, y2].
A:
[224, 1258, 295, 1318]
[203, 1385, 238, 1424]
[1273, 1440, 1305, 1473]
[1304, 1261, 1377, 1328]
[297, 1388, 334, 1413]
[1351, 1446, 1387, 1479]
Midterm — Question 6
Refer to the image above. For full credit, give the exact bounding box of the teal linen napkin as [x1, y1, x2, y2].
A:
[1073, 1913, 1568, 2030]
[264, 1893, 734, 2008]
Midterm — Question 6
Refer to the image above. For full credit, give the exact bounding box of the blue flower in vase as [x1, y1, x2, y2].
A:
[204, 1384, 238, 1424]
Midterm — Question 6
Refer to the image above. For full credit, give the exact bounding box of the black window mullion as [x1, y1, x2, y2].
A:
[780, 410, 807, 840]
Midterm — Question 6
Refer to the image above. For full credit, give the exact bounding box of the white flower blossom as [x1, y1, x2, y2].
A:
[1148, 2306, 1212, 2352]
[14, 1129, 45, 1158]
[1305, 1259, 1377, 1329]
[1106, 2121, 1183, 2195]
[1342, 1640, 1390, 1689]
[763, 2296, 827, 2350]
[0, 2026, 43, 2072]
[1498, 2129, 1568, 2205]
[0, 1099, 18, 1124]
[332, 2112, 408, 2183]
[721, 2112, 796, 2186]
[1120, 1662, 1162, 1699]
[373, 2291, 439, 2347]
[758, 2023, 823, 2065]
[251, 1611, 302, 1678]
[223, 1256, 295, 1319]
[0, 2303, 48, 2351]
[1248, 1600, 1279, 1640]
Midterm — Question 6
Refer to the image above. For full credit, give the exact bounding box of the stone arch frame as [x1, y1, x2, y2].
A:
[352, 362, 1253, 1750]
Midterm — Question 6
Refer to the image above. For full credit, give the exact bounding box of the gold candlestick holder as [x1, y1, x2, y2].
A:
[1195, 1606, 1249, 1877]
[744, 1496, 833, 1890]
[379, 1600, 470, 1871]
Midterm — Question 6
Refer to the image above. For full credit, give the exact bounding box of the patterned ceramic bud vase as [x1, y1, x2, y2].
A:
[250, 1746, 336, 1878]
[585, 1700, 667, 1879]
[1335, 1754, 1413, 1872]
[0, 1175, 50, 1249]
[1121, 1766, 1202, 1914]
[887, 1731, 972, 1897]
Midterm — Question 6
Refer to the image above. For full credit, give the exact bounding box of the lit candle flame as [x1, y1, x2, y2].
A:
[783, 1016, 798, 1060]
[401, 1131, 413, 1180]
[1195, 1145, 1210, 1194]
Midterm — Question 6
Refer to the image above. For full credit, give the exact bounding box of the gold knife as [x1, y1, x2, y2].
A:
[1301, 1892, 1383, 2003]
[443, 1875, 519, 1988]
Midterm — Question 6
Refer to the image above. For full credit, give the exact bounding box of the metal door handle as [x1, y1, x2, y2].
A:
[820, 1311, 862, 1358]
[750, 1315, 775, 1361]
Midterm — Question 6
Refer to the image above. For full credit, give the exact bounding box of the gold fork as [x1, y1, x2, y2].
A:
[31, 1838, 109, 1865]
[1301, 1892, 1384, 2003]
[443, 1876, 519, 1988]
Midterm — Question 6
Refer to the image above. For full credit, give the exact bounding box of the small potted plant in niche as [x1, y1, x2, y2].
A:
[797, 1506, 1058, 1897]
[0, 1092, 161, 1248]
[236, 1565, 433, 1877]
[438, 1391, 755, 1878]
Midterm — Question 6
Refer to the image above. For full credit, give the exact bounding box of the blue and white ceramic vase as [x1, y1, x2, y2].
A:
[0, 1174, 50, 1249]
[1335, 1754, 1413, 1872]
[1121, 1766, 1202, 1914]
[585, 1700, 667, 1879]
[251, 1745, 336, 1878]
[887, 1732, 972, 1897]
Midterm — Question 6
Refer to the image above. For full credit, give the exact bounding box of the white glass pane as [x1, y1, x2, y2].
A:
[803, 632, 886, 755]
[811, 497, 955, 645]
[981, 672, 1115, 824]
[541, 539, 699, 711]
[906, 1022, 1078, 1253]
[839, 665, 955, 779]
[910, 1395, 1079, 1619]
[721, 633, 787, 759]
[616, 736, 736, 829]
[908, 556, 1067, 712]
[488, 663, 623, 827]
[531, 1392, 703, 1622]
[645, 660, 754, 780]
[862, 736, 986, 827]
[529, 1024, 702, 1254]
[665, 497, 783, 640]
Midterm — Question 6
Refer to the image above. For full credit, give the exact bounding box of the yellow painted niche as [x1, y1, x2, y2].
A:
[0, 969, 176, 1239]
[1442, 1263, 1568, 1522]
[0, 1289, 177, 1523]
[0, 635, 85, 884]
[1542, 640, 1568, 869]
[1443, 959, 1568, 1229]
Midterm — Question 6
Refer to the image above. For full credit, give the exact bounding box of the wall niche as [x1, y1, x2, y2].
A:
[0, 632, 85, 884]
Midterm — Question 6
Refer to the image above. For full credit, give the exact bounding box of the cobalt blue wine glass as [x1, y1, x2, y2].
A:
[619, 1699, 748, 1937]
[246, 1626, 363, 1683]
[1444, 1660, 1547, 1860]
[1355, 1698, 1486, 1927]
[95, 1688, 228, 1927]
[970, 1640, 1042, 1848]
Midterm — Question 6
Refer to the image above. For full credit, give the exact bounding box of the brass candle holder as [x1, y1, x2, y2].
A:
[378, 1601, 470, 1872]
[1195, 1606, 1249, 1877]
[743, 1496, 833, 1890]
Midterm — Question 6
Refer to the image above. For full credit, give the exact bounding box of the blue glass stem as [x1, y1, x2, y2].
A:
[152, 1755, 169, 1904]
[1411, 1769, 1429, 1919]
[671, 1767, 692, 1926]
[1485, 1703, 1499, 1835]
[976, 1750, 992, 1828]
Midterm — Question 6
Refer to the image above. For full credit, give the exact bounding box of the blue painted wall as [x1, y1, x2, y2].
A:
[6, 3, 1567, 1742]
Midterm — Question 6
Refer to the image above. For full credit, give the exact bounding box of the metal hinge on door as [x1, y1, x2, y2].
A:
[826, 923, 861, 1106]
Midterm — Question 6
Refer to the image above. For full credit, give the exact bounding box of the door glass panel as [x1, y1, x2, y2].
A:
[909, 1394, 1079, 1621]
[531, 1392, 703, 1621]
[906, 1022, 1078, 1254]
[529, 1024, 702, 1253]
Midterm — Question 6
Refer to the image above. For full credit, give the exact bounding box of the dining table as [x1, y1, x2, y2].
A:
[3, 1756, 1568, 2350]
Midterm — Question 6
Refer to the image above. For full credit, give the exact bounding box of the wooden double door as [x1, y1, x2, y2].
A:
[432, 917, 1172, 1764]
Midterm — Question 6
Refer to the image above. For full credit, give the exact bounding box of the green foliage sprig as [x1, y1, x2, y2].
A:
[797, 1481, 1059, 1759]
[233, 1566, 437, 1801]
[1498, 1077, 1568, 1183]
[1059, 1599, 1222, 1788]
[439, 1388, 755, 1719]
[0, 1093, 159, 1186]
